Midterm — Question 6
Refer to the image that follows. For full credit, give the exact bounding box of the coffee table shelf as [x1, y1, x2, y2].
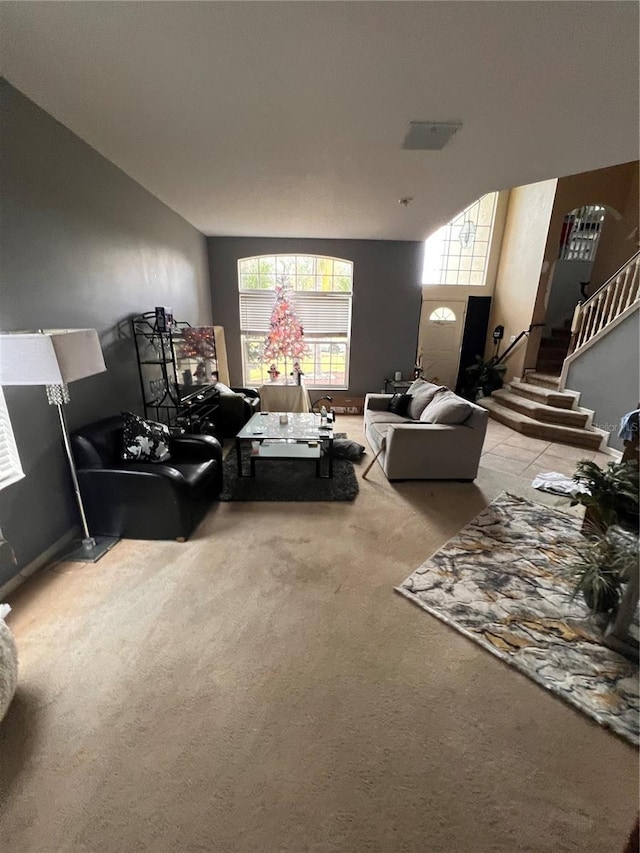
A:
[254, 440, 321, 459]
[236, 412, 333, 478]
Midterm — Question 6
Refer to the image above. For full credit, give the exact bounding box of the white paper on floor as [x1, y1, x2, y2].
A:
[531, 471, 585, 496]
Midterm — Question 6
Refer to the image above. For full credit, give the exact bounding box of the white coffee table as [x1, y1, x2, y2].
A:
[235, 412, 334, 478]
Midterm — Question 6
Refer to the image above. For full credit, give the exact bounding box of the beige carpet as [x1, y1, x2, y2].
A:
[1, 417, 638, 853]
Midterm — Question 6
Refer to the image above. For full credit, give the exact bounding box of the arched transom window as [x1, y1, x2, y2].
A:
[428, 307, 456, 323]
[238, 255, 353, 388]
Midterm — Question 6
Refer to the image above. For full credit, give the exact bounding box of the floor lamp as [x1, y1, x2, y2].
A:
[0, 329, 119, 562]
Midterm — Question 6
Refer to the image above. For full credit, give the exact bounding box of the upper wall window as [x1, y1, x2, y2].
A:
[558, 205, 606, 262]
[238, 255, 353, 389]
[0, 387, 24, 491]
[422, 192, 499, 286]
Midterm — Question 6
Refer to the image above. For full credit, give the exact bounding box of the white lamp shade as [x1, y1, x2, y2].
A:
[0, 329, 107, 386]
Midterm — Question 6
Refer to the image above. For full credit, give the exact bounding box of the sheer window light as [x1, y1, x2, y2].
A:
[422, 193, 498, 286]
[0, 387, 24, 490]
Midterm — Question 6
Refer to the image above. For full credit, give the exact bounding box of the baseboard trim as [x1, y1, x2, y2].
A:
[0, 527, 79, 600]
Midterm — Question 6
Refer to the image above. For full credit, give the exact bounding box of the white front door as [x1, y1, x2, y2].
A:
[418, 300, 466, 389]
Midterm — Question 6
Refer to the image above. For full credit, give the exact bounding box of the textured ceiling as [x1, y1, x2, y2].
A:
[1, 1, 638, 240]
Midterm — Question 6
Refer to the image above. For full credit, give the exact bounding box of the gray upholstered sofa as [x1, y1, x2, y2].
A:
[364, 380, 488, 481]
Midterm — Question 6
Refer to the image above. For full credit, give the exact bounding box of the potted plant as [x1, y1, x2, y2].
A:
[571, 459, 639, 534]
[566, 525, 638, 614]
[461, 355, 506, 402]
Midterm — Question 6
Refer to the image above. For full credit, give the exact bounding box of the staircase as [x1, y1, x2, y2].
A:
[479, 373, 608, 450]
[480, 251, 640, 451]
[561, 249, 639, 385]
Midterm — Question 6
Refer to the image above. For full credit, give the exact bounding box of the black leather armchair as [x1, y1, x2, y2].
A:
[216, 385, 261, 437]
[71, 415, 223, 541]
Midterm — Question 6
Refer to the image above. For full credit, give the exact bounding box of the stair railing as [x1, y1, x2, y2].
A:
[569, 250, 640, 355]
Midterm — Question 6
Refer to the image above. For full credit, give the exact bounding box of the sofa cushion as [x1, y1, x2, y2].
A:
[420, 391, 473, 425]
[388, 393, 412, 416]
[369, 422, 392, 445]
[407, 378, 440, 395]
[367, 410, 411, 426]
[121, 412, 171, 462]
[407, 380, 446, 420]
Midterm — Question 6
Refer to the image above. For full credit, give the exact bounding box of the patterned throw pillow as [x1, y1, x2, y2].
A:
[388, 393, 412, 417]
[121, 412, 171, 462]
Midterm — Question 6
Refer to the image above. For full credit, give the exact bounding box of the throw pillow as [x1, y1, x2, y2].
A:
[332, 439, 366, 461]
[407, 378, 430, 395]
[122, 412, 171, 462]
[407, 381, 447, 420]
[420, 391, 473, 425]
[214, 381, 236, 396]
[388, 393, 412, 417]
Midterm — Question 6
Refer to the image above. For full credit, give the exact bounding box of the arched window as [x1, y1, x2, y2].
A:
[428, 307, 456, 322]
[558, 205, 606, 261]
[238, 255, 353, 388]
[423, 192, 499, 286]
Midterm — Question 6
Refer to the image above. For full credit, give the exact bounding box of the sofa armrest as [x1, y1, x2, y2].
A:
[364, 393, 393, 412]
[231, 386, 260, 399]
[78, 466, 189, 497]
[383, 421, 487, 480]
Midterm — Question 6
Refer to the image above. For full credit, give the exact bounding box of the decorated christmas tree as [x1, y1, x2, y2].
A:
[263, 279, 308, 379]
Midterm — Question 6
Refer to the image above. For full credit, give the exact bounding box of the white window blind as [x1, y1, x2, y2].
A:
[239, 292, 351, 337]
[0, 387, 24, 490]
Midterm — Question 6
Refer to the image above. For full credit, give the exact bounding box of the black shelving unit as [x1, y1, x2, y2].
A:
[131, 312, 220, 435]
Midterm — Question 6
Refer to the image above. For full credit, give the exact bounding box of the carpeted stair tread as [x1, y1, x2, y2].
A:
[524, 372, 562, 390]
[479, 397, 605, 449]
[535, 362, 564, 374]
[492, 389, 590, 427]
[550, 328, 572, 341]
[538, 341, 570, 356]
[510, 378, 579, 409]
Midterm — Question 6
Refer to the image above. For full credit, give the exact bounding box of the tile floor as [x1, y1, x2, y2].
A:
[480, 418, 618, 481]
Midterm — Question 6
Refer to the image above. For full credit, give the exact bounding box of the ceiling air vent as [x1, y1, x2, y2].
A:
[401, 121, 462, 151]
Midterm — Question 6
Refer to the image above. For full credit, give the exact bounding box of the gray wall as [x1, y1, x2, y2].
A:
[544, 259, 593, 333]
[0, 80, 212, 580]
[565, 311, 639, 451]
[207, 237, 423, 396]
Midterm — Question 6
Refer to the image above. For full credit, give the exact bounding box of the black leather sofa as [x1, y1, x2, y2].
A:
[71, 415, 223, 541]
[216, 385, 261, 437]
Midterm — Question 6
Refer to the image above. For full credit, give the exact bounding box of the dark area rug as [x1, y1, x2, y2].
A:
[220, 440, 359, 502]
